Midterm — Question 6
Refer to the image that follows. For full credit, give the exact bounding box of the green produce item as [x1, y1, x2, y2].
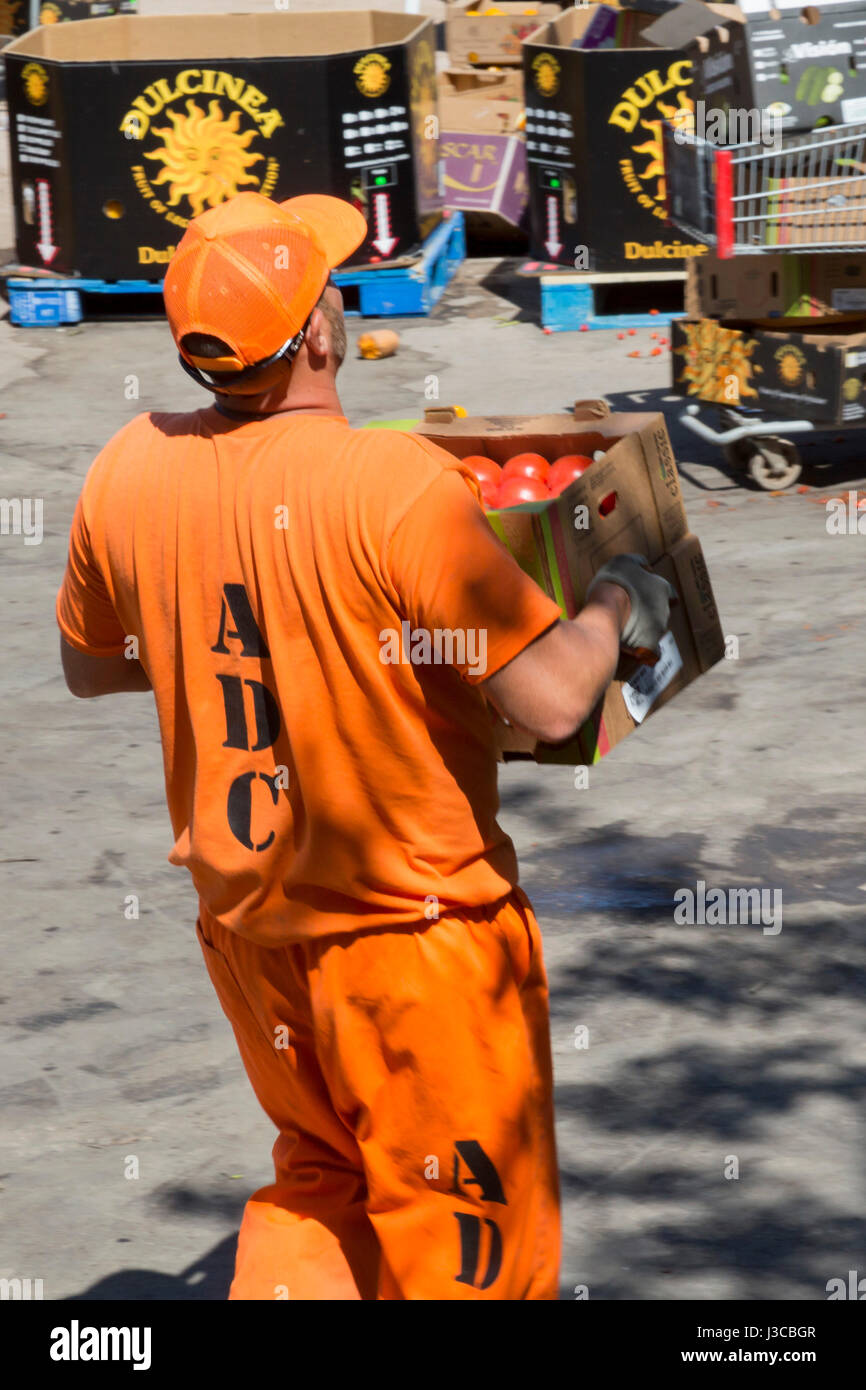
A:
[797, 64, 845, 105]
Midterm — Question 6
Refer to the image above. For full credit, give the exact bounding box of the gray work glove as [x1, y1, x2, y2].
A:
[587, 553, 676, 655]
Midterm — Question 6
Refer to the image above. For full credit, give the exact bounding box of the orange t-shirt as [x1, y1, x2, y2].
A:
[57, 407, 561, 944]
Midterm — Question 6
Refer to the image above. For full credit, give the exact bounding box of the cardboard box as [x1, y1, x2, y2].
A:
[672, 313, 866, 423]
[413, 405, 724, 765]
[686, 251, 866, 320]
[3, 10, 443, 279]
[646, 0, 866, 133]
[522, 5, 710, 271]
[438, 66, 528, 231]
[446, 1, 563, 67]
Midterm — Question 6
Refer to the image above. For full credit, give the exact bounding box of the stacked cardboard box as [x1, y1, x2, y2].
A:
[437, 65, 528, 234]
[438, 2, 563, 236]
[647, 2, 866, 418]
[686, 252, 866, 321]
[445, 1, 565, 67]
[414, 402, 725, 765]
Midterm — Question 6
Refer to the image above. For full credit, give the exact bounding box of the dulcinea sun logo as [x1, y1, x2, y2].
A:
[22, 62, 49, 107]
[38, 2, 61, 22]
[531, 53, 560, 98]
[774, 344, 806, 386]
[608, 60, 693, 216]
[119, 70, 285, 225]
[354, 52, 391, 99]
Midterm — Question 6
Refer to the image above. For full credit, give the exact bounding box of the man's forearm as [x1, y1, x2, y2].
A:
[481, 581, 629, 745]
[568, 581, 630, 713]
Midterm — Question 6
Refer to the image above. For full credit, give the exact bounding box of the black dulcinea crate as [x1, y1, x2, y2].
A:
[3, 11, 442, 279]
[522, 5, 709, 272]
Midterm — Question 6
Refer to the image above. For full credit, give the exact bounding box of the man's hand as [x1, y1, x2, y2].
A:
[587, 553, 676, 657]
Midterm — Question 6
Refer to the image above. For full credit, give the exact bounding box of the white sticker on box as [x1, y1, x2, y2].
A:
[842, 96, 866, 122]
[622, 632, 683, 725]
[833, 288, 866, 312]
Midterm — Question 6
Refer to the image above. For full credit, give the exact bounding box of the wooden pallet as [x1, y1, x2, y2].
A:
[540, 269, 687, 333]
[5, 213, 467, 327]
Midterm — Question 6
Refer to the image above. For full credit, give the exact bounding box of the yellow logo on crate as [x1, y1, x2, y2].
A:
[38, 3, 61, 22]
[118, 71, 285, 227]
[354, 52, 391, 99]
[22, 62, 49, 107]
[531, 52, 560, 98]
[608, 60, 693, 220]
[774, 343, 806, 386]
[843, 375, 862, 401]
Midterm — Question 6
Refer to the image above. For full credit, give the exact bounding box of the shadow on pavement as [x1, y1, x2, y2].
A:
[69, 1235, 236, 1301]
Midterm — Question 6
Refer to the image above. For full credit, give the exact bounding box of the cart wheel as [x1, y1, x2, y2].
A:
[745, 438, 802, 491]
[722, 438, 757, 473]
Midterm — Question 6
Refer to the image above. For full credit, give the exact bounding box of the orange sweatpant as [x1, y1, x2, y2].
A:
[196, 887, 561, 1300]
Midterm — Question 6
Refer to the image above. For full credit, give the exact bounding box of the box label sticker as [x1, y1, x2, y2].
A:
[622, 631, 683, 724]
[833, 288, 866, 312]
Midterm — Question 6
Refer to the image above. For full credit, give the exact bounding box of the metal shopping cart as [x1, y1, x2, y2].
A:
[663, 120, 866, 488]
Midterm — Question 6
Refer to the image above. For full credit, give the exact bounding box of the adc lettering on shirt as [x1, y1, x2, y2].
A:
[210, 581, 283, 852]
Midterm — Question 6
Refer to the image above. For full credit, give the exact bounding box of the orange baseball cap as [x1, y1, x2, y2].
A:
[164, 191, 368, 380]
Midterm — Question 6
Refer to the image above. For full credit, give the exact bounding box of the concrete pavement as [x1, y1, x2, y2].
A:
[1, 261, 865, 1301]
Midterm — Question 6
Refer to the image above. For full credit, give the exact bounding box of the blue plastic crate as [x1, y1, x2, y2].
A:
[540, 270, 687, 333]
[9, 286, 85, 327]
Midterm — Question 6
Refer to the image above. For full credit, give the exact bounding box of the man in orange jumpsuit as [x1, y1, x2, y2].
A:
[57, 192, 673, 1300]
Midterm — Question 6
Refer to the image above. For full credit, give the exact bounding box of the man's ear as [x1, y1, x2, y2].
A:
[306, 305, 330, 359]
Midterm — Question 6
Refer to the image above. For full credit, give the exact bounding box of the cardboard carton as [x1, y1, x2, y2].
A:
[645, 0, 866, 133]
[574, 533, 725, 764]
[413, 405, 723, 765]
[438, 65, 528, 231]
[671, 313, 866, 423]
[522, 5, 708, 270]
[3, 11, 442, 279]
[446, 1, 563, 67]
[686, 251, 866, 320]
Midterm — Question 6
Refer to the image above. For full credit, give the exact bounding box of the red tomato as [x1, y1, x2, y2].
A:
[548, 454, 594, 496]
[502, 451, 550, 483]
[462, 455, 502, 492]
[495, 475, 551, 508]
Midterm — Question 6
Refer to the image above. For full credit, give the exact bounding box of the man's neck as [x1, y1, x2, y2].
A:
[213, 380, 344, 420]
[213, 399, 344, 422]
